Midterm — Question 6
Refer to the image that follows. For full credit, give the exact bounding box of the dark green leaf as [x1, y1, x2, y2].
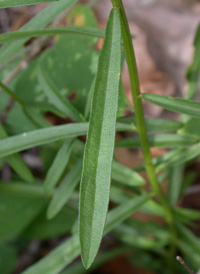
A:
[0, 244, 17, 274]
[0, 182, 46, 241]
[23, 206, 77, 240]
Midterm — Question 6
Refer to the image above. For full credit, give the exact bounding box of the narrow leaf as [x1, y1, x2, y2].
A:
[141, 93, 200, 118]
[0, 0, 78, 64]
[185, 24, 200, 100]
[44, 139, 75, 193]
[116, 134, 198, 148]
[111, 160, 145, 186]
[79, 8, 121, 269]
[37, 65, 85, 122]
[0, 124, 34, 182]
[167, 164, 184, 206]
[179, 118, 200, 138]
[0, 0, 56, 9]
[105, 193, 152, 234]
[0, 27, 105, 44]
[156, 143, 200, 171]
[117, 117, 183, 132]
[22, 234, 80, 274]
[47, 160, 82, 219]
[0, 123, 87, 158]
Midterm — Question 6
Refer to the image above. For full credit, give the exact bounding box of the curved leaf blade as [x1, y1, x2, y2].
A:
[141, 93, 200, 118]
[79, 8, 121, 269]
[47, 160, 82, 219]
[0, 123, 88, 158]
[0, 27, 105, 44]
[44, 139, 75, 193]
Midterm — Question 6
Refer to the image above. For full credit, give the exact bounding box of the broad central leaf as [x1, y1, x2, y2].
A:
[79, 8, 121, 268]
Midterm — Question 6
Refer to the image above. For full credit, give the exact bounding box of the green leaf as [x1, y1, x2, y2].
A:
[37, 64, 85, 121]
[116, 134, 198, 148]
[179, 117, 200, 137]
[47, 160, 82, 219]
[0, 0, 78, 64]
[0, 182, 46, 241]
[111, 160, 145, 186]
[79, 8, 121, 268]
[167, 164, 184, 206]
[22, 234, 80, 274]
[105, 193, 152, 234]
[156, 143, 200, 171]
[44, 139, 75, 193]
[0, 124, 34, 182]
[179, 171, 197, 196]
[0, 123, 87, 158]
[185, 24, 200, 100]
[23, 206, 77, 240]
[141, 93, 200, 118]
[0, 0, 56, 9]
[117, 117, 183, 132]
[0, 27, 105, 44]
[84, 78, 95, 120]
[0, 244, 17, 274]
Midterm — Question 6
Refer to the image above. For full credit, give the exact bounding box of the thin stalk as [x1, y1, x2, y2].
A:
[111, 0, 176, 268]
[0, 81, 24, 106]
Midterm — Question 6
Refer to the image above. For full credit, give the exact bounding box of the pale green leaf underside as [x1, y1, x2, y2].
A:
[79, 8, 121, 269]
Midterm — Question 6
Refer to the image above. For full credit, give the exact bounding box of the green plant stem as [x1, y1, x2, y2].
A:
[0, 81, 24, 106]
[111, 0, 176, 268]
